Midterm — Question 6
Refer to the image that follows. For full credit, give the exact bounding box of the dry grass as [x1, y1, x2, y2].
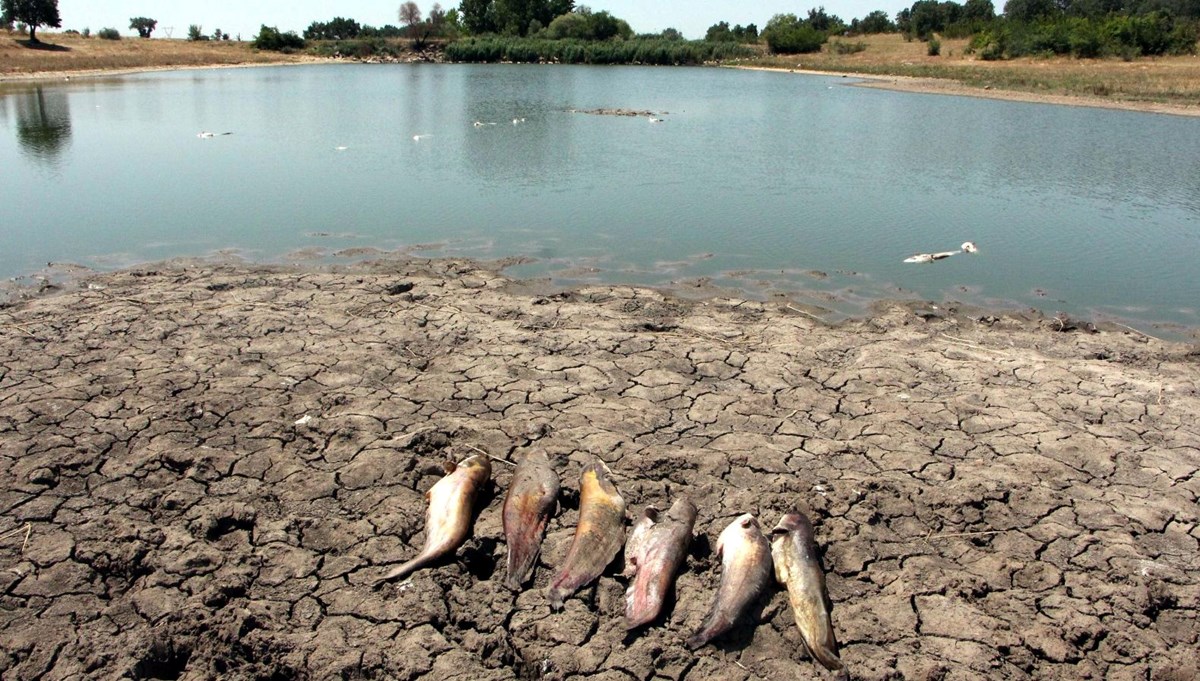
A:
[0, 31, 315, 78]
[740, 33, 1200, 109]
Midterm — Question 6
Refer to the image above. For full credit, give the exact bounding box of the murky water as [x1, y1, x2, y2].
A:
[2, 64, 1198, 329]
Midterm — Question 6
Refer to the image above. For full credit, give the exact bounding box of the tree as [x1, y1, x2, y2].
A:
[187, 24, 206, 41]
[1, 0, 62, 43]
[706, 21, 734, 42]
[963, 0, 997, 22]
[1003, 0, 1060, 21]
[459, 0, 495, 34]
[762, 13, 827, 53]
[304, 17, 362, 40]
[857, 9, 896, 33]
[399, 1, 422, 27]
[129, 16, 156, 38]
[252, 24, 305, 51]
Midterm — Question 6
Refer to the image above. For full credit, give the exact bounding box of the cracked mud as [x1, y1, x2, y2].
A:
[1, 258, 1197, 680]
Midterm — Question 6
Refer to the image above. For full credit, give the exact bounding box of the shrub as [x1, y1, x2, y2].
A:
[97, 27, 121, 40]
[252, 25, 306, 52]
[829, 39, 867, 54]
[927, 36, 941, 55]
[187, 24, 207, 41]
[81, 27, 90, 38]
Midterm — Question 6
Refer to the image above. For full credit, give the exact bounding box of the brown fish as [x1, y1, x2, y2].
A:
[547, 461, 626, 610]
[502, 449, 560, 589]
[623, 498, 697, 630]
[771, 512, 848, 679]
[376, 454, 492, 584]
[686, 513, 773, 649]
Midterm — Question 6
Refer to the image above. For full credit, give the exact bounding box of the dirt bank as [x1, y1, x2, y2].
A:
[1, 259, 1197, 680]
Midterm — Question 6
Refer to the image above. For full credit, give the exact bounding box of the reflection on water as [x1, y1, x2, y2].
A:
[14, 87, 72, 166]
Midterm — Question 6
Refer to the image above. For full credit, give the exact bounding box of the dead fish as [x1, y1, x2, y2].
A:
[502, 450, 561, 589]
[376, 454, 492, 585]
[547, 461, 625, 610]
[771, 512, 848, 679]
[624, 497, 698, 630]
[687, 513, 773, 649]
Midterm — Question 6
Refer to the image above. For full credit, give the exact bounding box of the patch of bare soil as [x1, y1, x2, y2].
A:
[1, 259, 1197, 680]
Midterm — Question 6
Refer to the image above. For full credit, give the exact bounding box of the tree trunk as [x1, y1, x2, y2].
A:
[29, 25, 38, 43]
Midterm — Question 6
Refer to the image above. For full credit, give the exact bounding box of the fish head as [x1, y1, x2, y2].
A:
[717, 513, 759, 557]
[458, 454, 493, 482]
[581, 461, 621, 499]
[772, 511, 814, 536]
[667, 498, 699, 528]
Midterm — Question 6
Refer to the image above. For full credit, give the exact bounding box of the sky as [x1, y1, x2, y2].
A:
[53, 1, 912, 41]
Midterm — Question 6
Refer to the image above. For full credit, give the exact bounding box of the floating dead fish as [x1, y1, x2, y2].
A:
[623, 498, 697, 630]
[687, 513, 773, 649]
[547, 460, 626, 610]
[502, 450, 560, 590]
[771, 512, 848, 680]
[376, 454, 492, 585]
[903, 241, 979, 264]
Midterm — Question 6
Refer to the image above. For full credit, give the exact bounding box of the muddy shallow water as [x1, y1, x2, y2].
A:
[1, 258, 1197, 680]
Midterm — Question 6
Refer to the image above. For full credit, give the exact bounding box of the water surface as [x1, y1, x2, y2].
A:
[2, 64, 1198, 330]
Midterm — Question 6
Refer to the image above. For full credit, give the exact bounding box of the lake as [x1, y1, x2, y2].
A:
[2, 64, 1198, 331]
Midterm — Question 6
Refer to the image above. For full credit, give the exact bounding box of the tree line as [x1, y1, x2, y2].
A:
[4, 0, 1196, 62]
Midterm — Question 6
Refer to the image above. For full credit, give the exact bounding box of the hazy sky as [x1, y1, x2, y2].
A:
[55, 1, 911, 41]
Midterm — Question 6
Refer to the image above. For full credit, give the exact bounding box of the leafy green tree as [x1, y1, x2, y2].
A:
[459, 0, 496, 33]
[1, 0, 62, 43]
[304, 17, 362, 40]
[252, 24, 305, 51]
[857, 9, 896, 33]
[806, 6, 846, 32]
[763, 13, 827, 53]
[732, 23, 759, 42]
[706, 21, 734, 41]
[1004, 0, 1060, 21]
[187, 24, 206, 41]
[129, 16, 156, 38]
[963, 0, 997, 22]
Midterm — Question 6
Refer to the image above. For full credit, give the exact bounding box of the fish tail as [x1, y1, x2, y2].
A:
[686, 613, 731, 650]
[809, 643, 847, 674]
[504, 528, 542, 590]
[547, 586, 568, 611]
[375, 552, 434, 586]
[624, 579, 663, 630]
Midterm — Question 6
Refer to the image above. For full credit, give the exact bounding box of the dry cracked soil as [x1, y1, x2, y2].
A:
[1, 258, 1198, 680]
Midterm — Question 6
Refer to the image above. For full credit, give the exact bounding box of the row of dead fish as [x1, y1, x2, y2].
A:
[376, 453, 847, 678]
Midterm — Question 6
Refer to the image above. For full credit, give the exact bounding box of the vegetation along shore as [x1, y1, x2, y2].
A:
[3, 0, 1198, 113]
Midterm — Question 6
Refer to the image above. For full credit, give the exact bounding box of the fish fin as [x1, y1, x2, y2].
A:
[442, 459, 457, 475]
[643, 506, 659, 522]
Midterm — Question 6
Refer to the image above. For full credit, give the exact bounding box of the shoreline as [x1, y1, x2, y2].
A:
[0, 55, 333, 84]
[4, 255, 1197, 343]
[1, 257, 1197, 678]
[735, 64, 1200, 118]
